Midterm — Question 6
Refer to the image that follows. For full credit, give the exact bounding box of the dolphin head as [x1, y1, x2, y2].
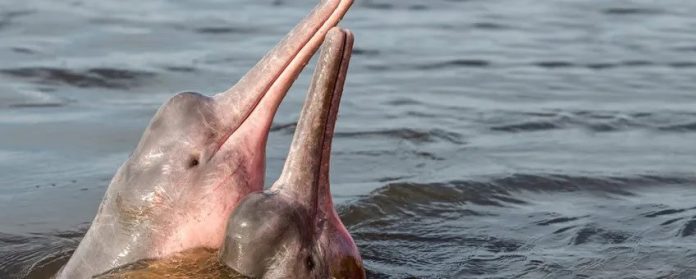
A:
[220, 27, 365, 279]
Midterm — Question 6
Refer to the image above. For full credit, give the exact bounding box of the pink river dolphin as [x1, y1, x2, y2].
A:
[56, 0, 354, 278]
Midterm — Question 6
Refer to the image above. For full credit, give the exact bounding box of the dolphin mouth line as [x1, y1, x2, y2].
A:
[272, 27, 355, 214]
[312, 30, 352, 202]
[211, 1, 351, 158]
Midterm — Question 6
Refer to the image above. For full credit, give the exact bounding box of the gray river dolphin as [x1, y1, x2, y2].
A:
[56, 0, 354, 278]
[221, 27, 365, 279]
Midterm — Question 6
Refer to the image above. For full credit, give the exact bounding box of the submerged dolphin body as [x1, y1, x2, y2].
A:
[56, 1, 353, 278]
[221, 27, 365, 279]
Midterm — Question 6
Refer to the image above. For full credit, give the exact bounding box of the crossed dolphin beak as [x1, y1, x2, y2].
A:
[212, 0, 354, 157]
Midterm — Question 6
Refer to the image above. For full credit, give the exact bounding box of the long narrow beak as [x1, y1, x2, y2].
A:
[213, 0, 353, 150]
[273, 27, 354, 217]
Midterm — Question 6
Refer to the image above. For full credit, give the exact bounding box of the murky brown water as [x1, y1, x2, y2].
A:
[93, 248, 246, 279]
[1, 0, 696, 278]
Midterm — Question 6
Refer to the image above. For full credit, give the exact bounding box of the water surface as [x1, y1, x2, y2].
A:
[1, 0, 696, 278]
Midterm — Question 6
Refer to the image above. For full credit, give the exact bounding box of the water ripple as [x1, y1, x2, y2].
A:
[338, 174, 696, 278]
[0, 67, 155, 89]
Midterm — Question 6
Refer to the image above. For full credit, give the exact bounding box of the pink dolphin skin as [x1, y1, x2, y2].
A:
[220, 27, 365, 279]
[56, 0, 353, 278]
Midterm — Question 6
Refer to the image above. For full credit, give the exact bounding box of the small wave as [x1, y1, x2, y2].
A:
[163, 66, 196, 73]
[486, 110, 696, 133]
[335, 128, 465, 145]
[659, 122, 696, 132]
[0, 10, 34, 30]
[360, 2, 394, 10]
[536, 215, 583, 226]
[358, 1, 431, 11]
[602, 7, 663, 15]
[269, 122, 296, 133]
[345, 149, 444, 161]
[410, 59, 694, 71]
[586, 62, 619, 70]
[534, 61, 575, 69]
[10, 47, 37, 55]
[669, 62, 696, 68]
[660, 217, 683, 226]
[491, 121, 560, 132]
[643, 208, 691, 218]
[0, 89, 69, 109]
[9, 103, 64, 108]
[352, 48, 380, 57]
[376, 176, 411, 183]
[532, 60, 695, 70]
[570, 225, 631, 245]
[679, 219, 696, 237]
[622, 60, 654, 66]
[384, 97, 421, 106]
[364, 64, 389, 71]
[408, 4, 428, 11]
[417, 59, 490, 70]
[193, 26, 255, 35]
[0, 67, 155, 89]
[472, 22, 509, 30]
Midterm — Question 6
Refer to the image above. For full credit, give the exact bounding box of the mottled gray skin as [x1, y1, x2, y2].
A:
[221, 28, 365, 279]
[56, 1, 354, 278]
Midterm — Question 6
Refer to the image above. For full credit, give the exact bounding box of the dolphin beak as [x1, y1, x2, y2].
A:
[273, 27, 354, 216]
[212, 0, 353, 153]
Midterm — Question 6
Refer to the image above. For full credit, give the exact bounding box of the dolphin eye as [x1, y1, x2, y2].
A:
[306, 255, 315, 271]
[187, 155, 200, 168]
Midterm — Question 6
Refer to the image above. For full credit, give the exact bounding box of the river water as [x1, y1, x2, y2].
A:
[1, 0, 696, 278]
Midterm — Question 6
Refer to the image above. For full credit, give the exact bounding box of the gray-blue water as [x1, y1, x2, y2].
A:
[1, 0, 696, 278]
